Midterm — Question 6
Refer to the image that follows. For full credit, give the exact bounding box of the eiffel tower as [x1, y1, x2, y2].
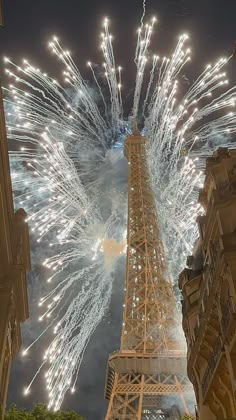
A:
[104, 131, 193, 419]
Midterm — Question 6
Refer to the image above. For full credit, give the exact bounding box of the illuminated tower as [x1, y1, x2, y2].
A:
[105, 131, 193, 419]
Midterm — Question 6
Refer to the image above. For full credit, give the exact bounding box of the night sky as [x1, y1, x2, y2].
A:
[1, 1, 236, 419]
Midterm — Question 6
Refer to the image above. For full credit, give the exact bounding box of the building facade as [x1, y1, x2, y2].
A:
[179, 148, 236, 419]
[1, 3, 30, 417]
[0, 79, 30, 419]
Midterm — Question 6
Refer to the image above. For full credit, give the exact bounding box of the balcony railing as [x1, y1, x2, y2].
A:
[192, 246, 222, 342]
[203, 289, 208, 311]
[221, 297, 236, 340]
[209, 237, 222, 276]
[202, 334, 223, 398]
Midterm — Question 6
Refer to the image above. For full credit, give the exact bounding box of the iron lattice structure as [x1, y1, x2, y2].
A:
[105, 132, 193, 419]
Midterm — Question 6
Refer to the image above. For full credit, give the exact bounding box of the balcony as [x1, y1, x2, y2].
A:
[209, 237, 222, 276]
[191, 247, 221, 342]
[221, 298, 236, 342]
[202, 334, 223, 398]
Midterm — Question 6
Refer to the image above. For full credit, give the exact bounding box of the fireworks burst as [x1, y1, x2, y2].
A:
[3, 16, 236, 410]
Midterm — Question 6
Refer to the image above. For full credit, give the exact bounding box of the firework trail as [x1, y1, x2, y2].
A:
[140, 0, 147, 28]
[3, 16, 236, 410]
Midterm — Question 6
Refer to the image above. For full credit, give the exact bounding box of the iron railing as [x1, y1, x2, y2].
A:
[202, 334, 223, 398]
[221, 297, 236, 339]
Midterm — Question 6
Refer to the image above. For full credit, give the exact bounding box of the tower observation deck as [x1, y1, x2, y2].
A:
[104, 132, 193, 419]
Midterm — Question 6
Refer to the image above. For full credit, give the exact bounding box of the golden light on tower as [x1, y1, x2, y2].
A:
[104, 130, 193, 419]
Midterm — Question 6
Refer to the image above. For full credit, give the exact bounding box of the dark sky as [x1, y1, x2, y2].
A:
[2, 1, 236, 419]
[2, 0, 236, 87]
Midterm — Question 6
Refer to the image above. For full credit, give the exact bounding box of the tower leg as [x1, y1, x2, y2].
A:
[105, 372, 194, 419]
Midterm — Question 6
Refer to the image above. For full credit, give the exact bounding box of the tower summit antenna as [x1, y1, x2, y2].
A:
[104, 131, 193, 419]
[131, 117, 140, 135]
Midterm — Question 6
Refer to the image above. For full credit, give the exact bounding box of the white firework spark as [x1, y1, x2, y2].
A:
[3, 16, 236, 410]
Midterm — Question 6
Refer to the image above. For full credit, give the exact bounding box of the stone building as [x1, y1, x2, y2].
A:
[0, 13, 30, 414]
[179, 148, 236, 419]
[0, 3, 30, 417]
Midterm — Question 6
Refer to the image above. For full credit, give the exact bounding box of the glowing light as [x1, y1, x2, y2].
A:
[4, 16, 236, 410]
[23, 387, 30, 396]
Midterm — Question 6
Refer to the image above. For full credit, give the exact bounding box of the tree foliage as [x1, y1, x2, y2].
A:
[5, 403, 84, 420]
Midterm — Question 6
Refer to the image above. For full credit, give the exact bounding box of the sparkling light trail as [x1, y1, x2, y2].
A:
[3, 16, 236, 410]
